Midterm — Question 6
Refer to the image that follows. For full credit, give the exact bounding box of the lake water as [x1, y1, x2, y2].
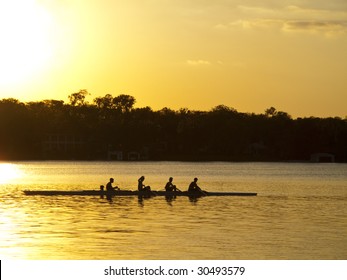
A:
[0, 161, 346, 260]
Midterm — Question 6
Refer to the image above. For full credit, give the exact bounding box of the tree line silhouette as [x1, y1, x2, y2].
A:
[0, 90, 346, 162]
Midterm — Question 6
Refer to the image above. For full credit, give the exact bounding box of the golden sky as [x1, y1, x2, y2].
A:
[0, 0, 346, 117]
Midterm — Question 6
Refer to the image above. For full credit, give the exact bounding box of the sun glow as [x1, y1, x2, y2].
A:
[0, 0, 54, 86]
[0, 163, 23, 184]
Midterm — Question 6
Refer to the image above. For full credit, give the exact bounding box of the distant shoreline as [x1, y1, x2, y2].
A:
[1, 158, 340, 163]
[1, 96, 346, 163]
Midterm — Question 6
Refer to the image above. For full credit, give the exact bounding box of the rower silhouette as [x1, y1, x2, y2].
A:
[188, 177, 202, 192]
[138, 176, 151, 192]
[165, 177, 179, 192]
[106, 178, 119, 191]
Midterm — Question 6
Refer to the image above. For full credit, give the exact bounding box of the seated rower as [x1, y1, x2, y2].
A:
[106, 178, 119, 191]
[188, 177, 203, 193]
[165, 177, 179, 192]
[138, 176, 151, 192]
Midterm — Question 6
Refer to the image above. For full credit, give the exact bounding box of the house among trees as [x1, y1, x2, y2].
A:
[42, 134, 87, 159]
[107, 150, 123, 160]
[310, 153, 335, 163]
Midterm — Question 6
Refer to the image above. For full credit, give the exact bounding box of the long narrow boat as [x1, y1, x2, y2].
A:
[23, 190, 257, 197]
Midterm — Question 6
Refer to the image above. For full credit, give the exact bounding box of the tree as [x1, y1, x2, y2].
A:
[43, 99, 65, 108]
[94, 94, 114, 109]
[265, 107, 277, 117]
[212, 104, 237, 113]
[68, 89, 90, 106]
[112, 94, 136, 113]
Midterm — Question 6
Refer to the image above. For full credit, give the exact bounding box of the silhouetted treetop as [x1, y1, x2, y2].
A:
[94, 94, 114, 109]
[68, 89, 90, 106]
[113, 94, 136, 113]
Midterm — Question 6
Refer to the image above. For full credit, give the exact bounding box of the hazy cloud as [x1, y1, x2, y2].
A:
[217, 4, 347, 36]
[186, 59, 211, 66]
[283, 20, 347, 35]
[219, 19, 282, 29]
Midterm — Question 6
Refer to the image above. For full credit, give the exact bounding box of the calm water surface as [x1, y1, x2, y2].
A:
[0, 161, 346, 259]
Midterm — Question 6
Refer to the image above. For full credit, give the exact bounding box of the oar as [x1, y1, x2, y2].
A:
[175, 186, 182, 192]
[189, 186, 207, 196]
[198, 188, 207, 196]
[163, 184, 181, 192]
[144, 185, 157, 196]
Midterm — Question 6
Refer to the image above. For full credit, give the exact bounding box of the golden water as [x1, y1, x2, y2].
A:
[1, 162, 346, 259]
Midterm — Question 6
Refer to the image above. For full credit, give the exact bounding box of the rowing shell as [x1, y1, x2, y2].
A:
[23, 190, 257, 197]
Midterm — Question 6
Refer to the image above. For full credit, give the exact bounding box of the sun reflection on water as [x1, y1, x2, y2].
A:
[0, 163, 24, 184]
[0, 210, 29, 259]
